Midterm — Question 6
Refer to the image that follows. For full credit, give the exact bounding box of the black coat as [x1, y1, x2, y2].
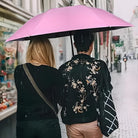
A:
[14, 63, 64, 121]
[15, 63, 64, 138]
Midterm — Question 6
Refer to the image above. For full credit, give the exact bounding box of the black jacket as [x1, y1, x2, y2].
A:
[59, 54, 113, 125]
[14, 63, 64, 121]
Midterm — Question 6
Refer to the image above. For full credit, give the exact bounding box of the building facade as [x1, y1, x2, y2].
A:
[0, 0, 115, 68]
[130, 6, 138, 59]
[0, 1, 114, 137]
[0, 1, 43, 138]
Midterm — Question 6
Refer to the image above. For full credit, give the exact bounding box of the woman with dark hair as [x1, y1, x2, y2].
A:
[59, 31, 118, 138]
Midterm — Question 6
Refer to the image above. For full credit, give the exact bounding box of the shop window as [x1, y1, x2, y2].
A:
[0, 23, 28, 110]
[0, 26, 17, 111]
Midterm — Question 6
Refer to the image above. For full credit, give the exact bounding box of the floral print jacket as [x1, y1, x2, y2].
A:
[59, 54, 113, 125]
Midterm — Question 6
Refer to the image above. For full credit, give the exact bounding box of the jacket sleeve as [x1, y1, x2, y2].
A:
[53, 70, 65, 106]
[14, 65, 22, 91]
[101, 61, 113, 92]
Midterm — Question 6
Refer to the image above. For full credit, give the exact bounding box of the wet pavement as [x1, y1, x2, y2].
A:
[108, 60, 138, 138]
[59, 59, 138, 138]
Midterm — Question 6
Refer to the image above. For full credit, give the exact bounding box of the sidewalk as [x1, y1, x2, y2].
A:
[59, 60, 138, 138]
[107, 60, 138, 138]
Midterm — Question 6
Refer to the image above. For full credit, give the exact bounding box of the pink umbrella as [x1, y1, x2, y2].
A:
[6, 5, 132, 42]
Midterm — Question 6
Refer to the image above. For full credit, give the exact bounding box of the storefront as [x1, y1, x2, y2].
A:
[0, 17, 22, 117]
[0, 17, 23, 138]
[0, 2, 33, 137]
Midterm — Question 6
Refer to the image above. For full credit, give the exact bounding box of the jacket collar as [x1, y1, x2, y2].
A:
[71, 54, 93, 60]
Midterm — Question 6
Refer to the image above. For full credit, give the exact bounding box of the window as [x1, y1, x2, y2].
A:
[136, 39, 138, 46]
[16, 0, 22, 7]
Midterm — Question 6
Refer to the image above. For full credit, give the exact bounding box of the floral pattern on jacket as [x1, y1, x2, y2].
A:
[59, 54, 113, 125]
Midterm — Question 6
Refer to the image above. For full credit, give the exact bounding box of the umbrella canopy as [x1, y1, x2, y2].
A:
[6, 5, 132, 42]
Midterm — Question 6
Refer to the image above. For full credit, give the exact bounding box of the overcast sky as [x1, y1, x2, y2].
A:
[114, 0, 138, 22]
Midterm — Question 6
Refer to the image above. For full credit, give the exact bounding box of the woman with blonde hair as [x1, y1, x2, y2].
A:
[14, 37, 64, 138]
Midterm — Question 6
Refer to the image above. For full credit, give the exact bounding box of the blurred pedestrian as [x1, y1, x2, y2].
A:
[59, 31, 118, 138]
[14, 37, 64, 138]
[123, 54, 128, 70]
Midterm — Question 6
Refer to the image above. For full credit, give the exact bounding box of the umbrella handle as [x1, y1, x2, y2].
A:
[70, 35, 74, 56]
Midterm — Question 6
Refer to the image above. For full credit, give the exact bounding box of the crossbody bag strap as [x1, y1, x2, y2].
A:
[23, 64, 57, 116]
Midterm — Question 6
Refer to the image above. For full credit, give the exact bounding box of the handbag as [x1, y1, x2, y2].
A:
[23, 64, 57, 116]
[97, 68, 119, 137]
[98, 89, 119, 137]
[98, 62, 119, 137]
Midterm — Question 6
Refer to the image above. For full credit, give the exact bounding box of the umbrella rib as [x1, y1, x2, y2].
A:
[70, 35, 74, 56]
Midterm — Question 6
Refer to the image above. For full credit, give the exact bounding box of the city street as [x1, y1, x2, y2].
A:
[59, 59, 138, 138]
[109, 59, 138, 138]
[0, 1, 138, 138]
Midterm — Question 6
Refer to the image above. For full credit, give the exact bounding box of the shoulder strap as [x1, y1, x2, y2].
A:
[23, 64, 57, 116]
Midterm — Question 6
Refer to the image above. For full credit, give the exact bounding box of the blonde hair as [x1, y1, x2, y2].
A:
[26, 37, 55, 67]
